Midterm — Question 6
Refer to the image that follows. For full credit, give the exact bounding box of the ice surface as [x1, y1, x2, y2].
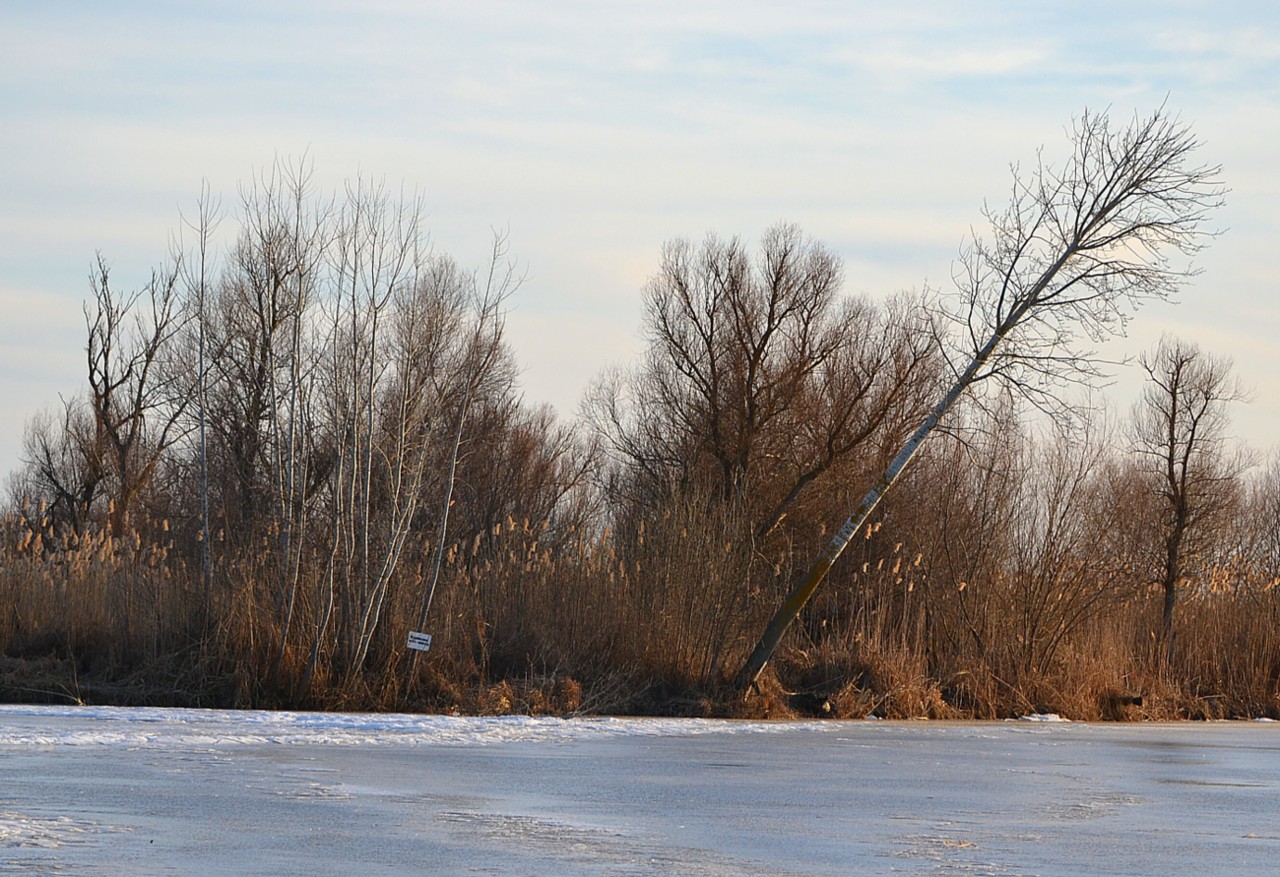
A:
[2, 705, 1278, 876]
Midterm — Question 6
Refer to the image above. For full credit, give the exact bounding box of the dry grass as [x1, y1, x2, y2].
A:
[2, 505, 1278, 720]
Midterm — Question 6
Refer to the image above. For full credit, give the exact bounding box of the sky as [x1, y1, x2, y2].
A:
[1, 2, 1277, 480]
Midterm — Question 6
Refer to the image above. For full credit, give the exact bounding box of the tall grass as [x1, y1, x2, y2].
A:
[4, 496, 1278, 720]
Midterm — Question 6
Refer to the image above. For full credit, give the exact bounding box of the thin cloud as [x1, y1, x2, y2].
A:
[853, 46, 1047, 79]
[1, 1, 1278, 474]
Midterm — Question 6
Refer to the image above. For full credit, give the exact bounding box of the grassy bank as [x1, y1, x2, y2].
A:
[3, 514, 1276, 721]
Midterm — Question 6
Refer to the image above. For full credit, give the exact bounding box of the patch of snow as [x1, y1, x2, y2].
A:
[1016, 713, 1071, 723]
[0, 810, 125, 849]
[0, 704, 842, 749]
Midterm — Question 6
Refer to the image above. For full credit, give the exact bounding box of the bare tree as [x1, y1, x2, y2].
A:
[412, 232, 522, 644]
[736, 105, 1225, 691]
[1003, 414, 1128, 679]
[320, 177, 429, 684]
[894, 398, 1025, 669]
[1243, 454, 1280, 587]
[1131, 335, 1249, 663]
[298, 193, 451, 698]
[589, 224, 935, 543]
[18, 396, 105, 538]
[179, 181, 223, 602]
[84, 255, 191, 539]
[755, 292, 937, 542]
[217, 158, 334, 692]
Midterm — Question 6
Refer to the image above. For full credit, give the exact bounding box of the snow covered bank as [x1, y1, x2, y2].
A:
[0, 703, 837, 749]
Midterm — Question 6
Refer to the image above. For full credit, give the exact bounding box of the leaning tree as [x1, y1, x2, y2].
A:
[735, 105, 1226, 691]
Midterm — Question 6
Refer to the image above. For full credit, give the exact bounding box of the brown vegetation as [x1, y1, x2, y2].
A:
[3, 401, 1277, 719]
[3, 118, 1277, 721]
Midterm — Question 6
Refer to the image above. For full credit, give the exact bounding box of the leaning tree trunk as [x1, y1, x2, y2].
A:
[732, 105, 1221, 693]
[734, 332, 989, 690]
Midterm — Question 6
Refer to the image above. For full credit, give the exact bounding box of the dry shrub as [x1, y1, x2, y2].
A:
[3, 486, 1278, 720]
[554, 675, 583, 713]
[0, 654, 84, 705]
[1168, 576, 1280, 719]
[773, 637, 958, 720]
[864, 648, 958, 719]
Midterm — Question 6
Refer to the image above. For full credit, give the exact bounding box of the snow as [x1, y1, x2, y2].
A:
[0, 703, 834, 749]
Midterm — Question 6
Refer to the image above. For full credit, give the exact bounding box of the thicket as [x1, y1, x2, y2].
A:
[3, 119, 1277, 720]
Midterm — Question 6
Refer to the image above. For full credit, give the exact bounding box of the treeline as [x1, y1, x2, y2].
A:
[3, 161, 1277, 720]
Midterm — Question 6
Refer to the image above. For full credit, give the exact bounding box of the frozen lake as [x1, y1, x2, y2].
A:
[1, 705, 1277, 875]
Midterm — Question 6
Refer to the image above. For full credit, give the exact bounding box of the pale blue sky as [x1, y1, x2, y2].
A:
[2, 2, 1277, 477]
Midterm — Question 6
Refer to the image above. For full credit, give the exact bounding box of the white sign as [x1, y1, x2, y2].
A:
[407, 631, 433, 652]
